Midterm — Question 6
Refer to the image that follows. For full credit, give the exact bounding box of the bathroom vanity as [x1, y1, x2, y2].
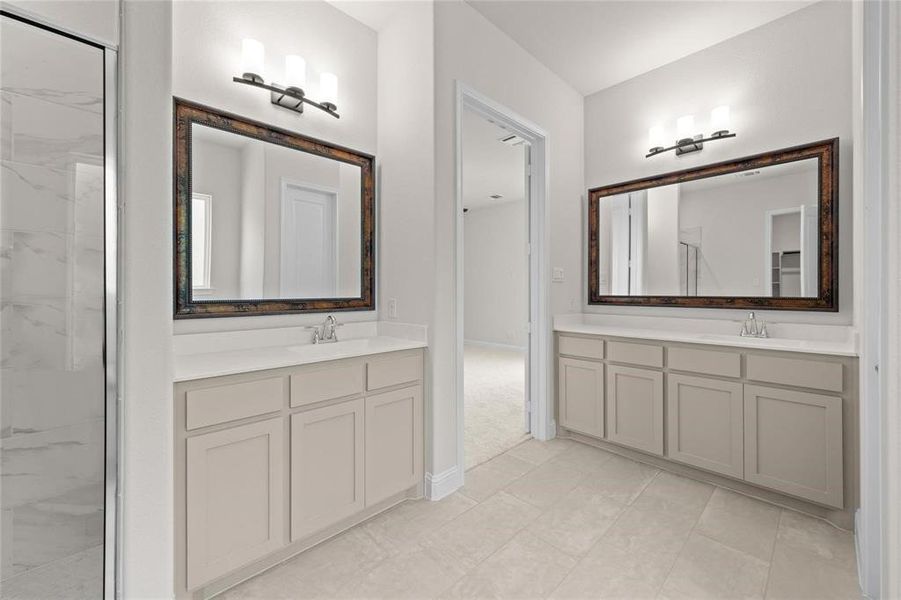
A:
[172, 338, 425, 599]
[554, 321, 858, 527]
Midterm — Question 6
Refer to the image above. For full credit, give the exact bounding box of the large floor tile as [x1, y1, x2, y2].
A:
[505, 458, 585, 508]
[696, 488, 781, 561]
[528, 484, 624, 557]
[276, 528, 389, 594]
[217, 564, 327, 600]
[550, 441, 616, 475]
[576, 454, 658, 505]
[776, 510, 856, 570]
[421, 491, 542, 571]
[602, 503, 697, 559]
[335, 545, 466, 600]
[440, 531, 576, 600]
[631, 471, 714, 518]
[363, 494, 476, 554]
[460, 453, 535, 502]
[506, 438, 573, 466]
[659, 533, 769, 600]
[765, 544, 861, 600]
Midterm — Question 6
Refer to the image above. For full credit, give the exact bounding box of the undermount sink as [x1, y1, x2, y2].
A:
[285, 338, 375, 353]
[695, 333, 805, 347]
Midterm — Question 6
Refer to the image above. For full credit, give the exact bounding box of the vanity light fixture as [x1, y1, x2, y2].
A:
[232, 39, 340, 119]
[645, 105, 735, 158]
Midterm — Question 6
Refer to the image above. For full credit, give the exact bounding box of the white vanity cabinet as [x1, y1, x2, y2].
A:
[174, 347, 424, 599]
[556, 332, 856, 520]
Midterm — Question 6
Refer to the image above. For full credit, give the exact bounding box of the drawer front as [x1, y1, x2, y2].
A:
[367, 351, 423, 391]
[746, 354, 843, 393]
[186, 377, 285, 430]
[290, 361, 364, 408]
[668, 347, 741, 378]
[558, 335, 604, 360]
[607, 341, 664, 368]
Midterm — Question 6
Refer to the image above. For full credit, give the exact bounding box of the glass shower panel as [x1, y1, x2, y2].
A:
[1, 14, 106, 598]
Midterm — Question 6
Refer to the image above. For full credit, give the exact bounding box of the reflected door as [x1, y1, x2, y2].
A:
[1, 13, 111, 599]
[279, 182, 337, 298]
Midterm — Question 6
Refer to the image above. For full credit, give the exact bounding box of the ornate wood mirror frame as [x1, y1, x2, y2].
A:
[588, 138, 839, 311]
[173, 98, 374, 318]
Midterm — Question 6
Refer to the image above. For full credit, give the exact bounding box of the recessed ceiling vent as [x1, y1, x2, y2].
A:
[499, 134, 525, 146]
[490, 194, 503, 200]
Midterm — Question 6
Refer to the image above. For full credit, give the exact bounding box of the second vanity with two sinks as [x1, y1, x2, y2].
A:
[553, 314, 858, 528]
[172, 321, 427, 599]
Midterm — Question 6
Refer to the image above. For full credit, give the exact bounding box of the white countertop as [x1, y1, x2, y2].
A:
[174, 336, 428, 382]
[554, 321, 858, 357]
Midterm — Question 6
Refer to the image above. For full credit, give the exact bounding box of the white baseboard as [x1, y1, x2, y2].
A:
[463, 339, 527, 352]
[425, 465, 462, 501]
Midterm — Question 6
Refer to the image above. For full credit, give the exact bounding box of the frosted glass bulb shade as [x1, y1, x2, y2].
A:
[320, 72, 338, 106]
[241, 38, 265, 79]
[676, 115, 695, 140]
[648, 125, 666, 149]
[285, 55, 306, 90]
[710, 105, 731, 134]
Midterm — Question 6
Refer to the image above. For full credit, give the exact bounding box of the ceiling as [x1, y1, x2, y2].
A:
[465, 0, 817, 96]
[462, 109, 526, 211]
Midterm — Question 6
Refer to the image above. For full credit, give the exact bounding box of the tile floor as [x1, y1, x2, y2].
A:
[463, 343, 529, 469]
[221, 438, 861, 600]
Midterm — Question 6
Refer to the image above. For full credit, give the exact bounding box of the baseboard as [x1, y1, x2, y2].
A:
[463, 339, 527, 352]
[425, 465, 462, 501]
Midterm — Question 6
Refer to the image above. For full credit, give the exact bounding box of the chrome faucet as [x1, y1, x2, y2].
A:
[307, 315, 342, 344]
[740, 312, 768, 338]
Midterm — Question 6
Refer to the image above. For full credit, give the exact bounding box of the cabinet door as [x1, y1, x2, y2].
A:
[291, 399, 365, 540]
[186, 418, 285, 589]
[667, 374, 743, 478]
[558, 357, 604, 438]
[744, 385, 843, 508]
[366, 386, 423, 506]
[606, 365, 664, 455]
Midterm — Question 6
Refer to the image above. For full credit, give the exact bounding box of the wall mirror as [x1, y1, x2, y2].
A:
[588, 138, 838, 311]
[174, 98, 374, 318]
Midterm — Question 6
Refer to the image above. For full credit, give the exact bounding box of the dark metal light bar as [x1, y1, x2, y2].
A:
[646, 132, 736, 158]
[232, 75, 340, 119]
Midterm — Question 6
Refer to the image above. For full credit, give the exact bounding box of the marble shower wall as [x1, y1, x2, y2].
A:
[0, 16, 106, 584]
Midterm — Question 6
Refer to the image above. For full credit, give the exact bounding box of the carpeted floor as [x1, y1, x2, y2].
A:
[463, 343, 529, 470]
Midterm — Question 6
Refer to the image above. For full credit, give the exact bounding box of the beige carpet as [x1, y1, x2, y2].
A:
[464, 343, 529, 470]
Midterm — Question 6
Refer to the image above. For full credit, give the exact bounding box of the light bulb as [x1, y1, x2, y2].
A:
[241, 38, 265, 81]
[320, 72, 338, 106]
[285, 55, 306, 90]
[648, 125, 666, 149]
[676, 115, 695, 140]
[710, 105, 731, 135]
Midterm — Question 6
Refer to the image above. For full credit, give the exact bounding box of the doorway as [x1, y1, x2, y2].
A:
[455, 84, 550, 478]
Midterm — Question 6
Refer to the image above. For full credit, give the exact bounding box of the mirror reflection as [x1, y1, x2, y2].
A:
[596, 158, 819, 298]
[190, 122, 362, 301]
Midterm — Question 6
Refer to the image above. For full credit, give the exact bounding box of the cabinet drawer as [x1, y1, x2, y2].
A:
[290, 361, 364, 408]
[668, 347, 741, 378]
[607, 341, 664, 368]
[746, 354, 843, 393]
[366, 351, 423, 391]
[186, 377, 285, 430]
[558, 335, 604, 360]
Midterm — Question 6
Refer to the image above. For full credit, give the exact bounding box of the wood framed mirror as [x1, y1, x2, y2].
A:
[173, 98, 374, 318]
[588, 138, 838, 311]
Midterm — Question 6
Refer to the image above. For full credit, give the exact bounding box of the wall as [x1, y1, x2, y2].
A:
[172, 0, 378, 334]
[464, 201, 528, 348]
[433, 0, 584, 478]
[645, 185, 680, 295]
[5, 0, 118, 46]
[584, 0, 853, 323]
[120, 0, 174, 596]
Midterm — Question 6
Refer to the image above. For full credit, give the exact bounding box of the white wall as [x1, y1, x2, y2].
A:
[645, 185, 680, 295]
[172, 0, 378, 334]
[464, 201, 528, 348]
[5, 0, 118, 47]
[584, 0, 853, 323]
[433, 0, 584, 478]
[120, 0, 174, 596]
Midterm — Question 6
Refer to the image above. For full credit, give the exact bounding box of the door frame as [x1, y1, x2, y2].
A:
[454, 82, 551, 480]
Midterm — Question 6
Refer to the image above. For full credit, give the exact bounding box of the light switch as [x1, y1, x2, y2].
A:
[552, 267, 565, 282]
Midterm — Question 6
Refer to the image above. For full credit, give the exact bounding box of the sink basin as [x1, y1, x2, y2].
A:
[285, 338, 376, 353]
[695, 334, 805, 347]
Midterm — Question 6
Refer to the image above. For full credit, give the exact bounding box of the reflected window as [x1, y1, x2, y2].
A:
[192, 192, 212, 289]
